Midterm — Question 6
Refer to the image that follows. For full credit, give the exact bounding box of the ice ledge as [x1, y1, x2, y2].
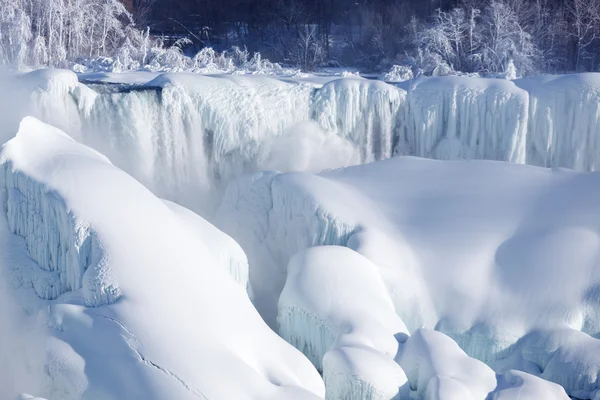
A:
[0, 118, 120, 307]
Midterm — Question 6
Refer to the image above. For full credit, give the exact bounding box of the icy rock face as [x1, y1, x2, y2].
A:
[403, 77, 528, 163]
[217, 172, 363, 325]
[396, 329, 497, 400]
[490, 370, 569, 400]
[81, 74, 314, 208]
[313, 78, 406, 163]
[1, 118, 118, 306]
[163, 199, 250, 292]
[517, 74, 600, 171]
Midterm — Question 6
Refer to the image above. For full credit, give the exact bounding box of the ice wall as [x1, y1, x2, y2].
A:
[313, 78, 405, 163]
[517, 74, 600, 170]
[1, 118, 118, 306]
[15, 70, 600, 219]
[404, 77, 528, 163]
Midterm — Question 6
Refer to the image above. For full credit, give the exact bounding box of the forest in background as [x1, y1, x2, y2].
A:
[2, 0, 600, 76]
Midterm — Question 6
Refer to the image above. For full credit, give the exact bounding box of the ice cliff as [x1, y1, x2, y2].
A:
[13, 69, 600, 217]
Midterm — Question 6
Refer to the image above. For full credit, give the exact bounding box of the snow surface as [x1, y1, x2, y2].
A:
[0, 117, 324, 400]
[5, 68, 600, 399]
[217, 156, 600, 398]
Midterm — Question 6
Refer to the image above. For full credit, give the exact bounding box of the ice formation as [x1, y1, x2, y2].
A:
[397, 329, 497, 400]
[323, 345, 408, 400]
[278, 246, 409, 399]
[218, 156, 600, 398]
[278, 246, 408, 369]
[402, 76, 528, 162]
[1, 117, 325, 400]
[312, 78, 405, 163]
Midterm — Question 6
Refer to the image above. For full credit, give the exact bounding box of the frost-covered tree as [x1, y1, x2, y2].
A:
[0, 0, 140, 69]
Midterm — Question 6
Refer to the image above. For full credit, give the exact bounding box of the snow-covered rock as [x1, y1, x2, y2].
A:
[0, 117, 325, 400]
[218, 156, 600, 398]
[278, 246, 408, 369]
[278, 246, 409, 398]
[490, 370, 569, 400]
[396, 329, 497, 400]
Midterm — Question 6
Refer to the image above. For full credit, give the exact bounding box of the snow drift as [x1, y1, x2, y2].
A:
[0, 117, 324, 400]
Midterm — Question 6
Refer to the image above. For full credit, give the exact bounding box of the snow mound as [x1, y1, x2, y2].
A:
[278, 246, 408, 369]
[396, 329, 496, 400]
[1, 117, 325, 400]
[1, 117, 118, 306]
[278, 246, 409, 398]
[490, 370, 569, 400]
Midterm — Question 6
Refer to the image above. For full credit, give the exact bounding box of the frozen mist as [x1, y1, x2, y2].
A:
[1, 67, 600, 400]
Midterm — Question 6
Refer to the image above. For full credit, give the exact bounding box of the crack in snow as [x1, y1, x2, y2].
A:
[88, 313, 209, 400]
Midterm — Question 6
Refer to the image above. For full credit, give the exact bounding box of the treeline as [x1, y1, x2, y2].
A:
[145, 0, 600, 74]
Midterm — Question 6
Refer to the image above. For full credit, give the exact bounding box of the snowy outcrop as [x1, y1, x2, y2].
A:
[396, 329, 497, 400]
[0, 117, 325, 400]
[403, 77, 528, 162]
[278, 246, 409, 399]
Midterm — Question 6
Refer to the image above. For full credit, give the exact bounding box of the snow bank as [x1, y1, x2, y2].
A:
[278, 246, 408, 398]
[218, 156, 600, 397]
[1, 117, 324, 400]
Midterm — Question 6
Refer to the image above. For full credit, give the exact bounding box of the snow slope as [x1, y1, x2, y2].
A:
[0, 117, 324, 400]
[217, 156, 600, 398]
